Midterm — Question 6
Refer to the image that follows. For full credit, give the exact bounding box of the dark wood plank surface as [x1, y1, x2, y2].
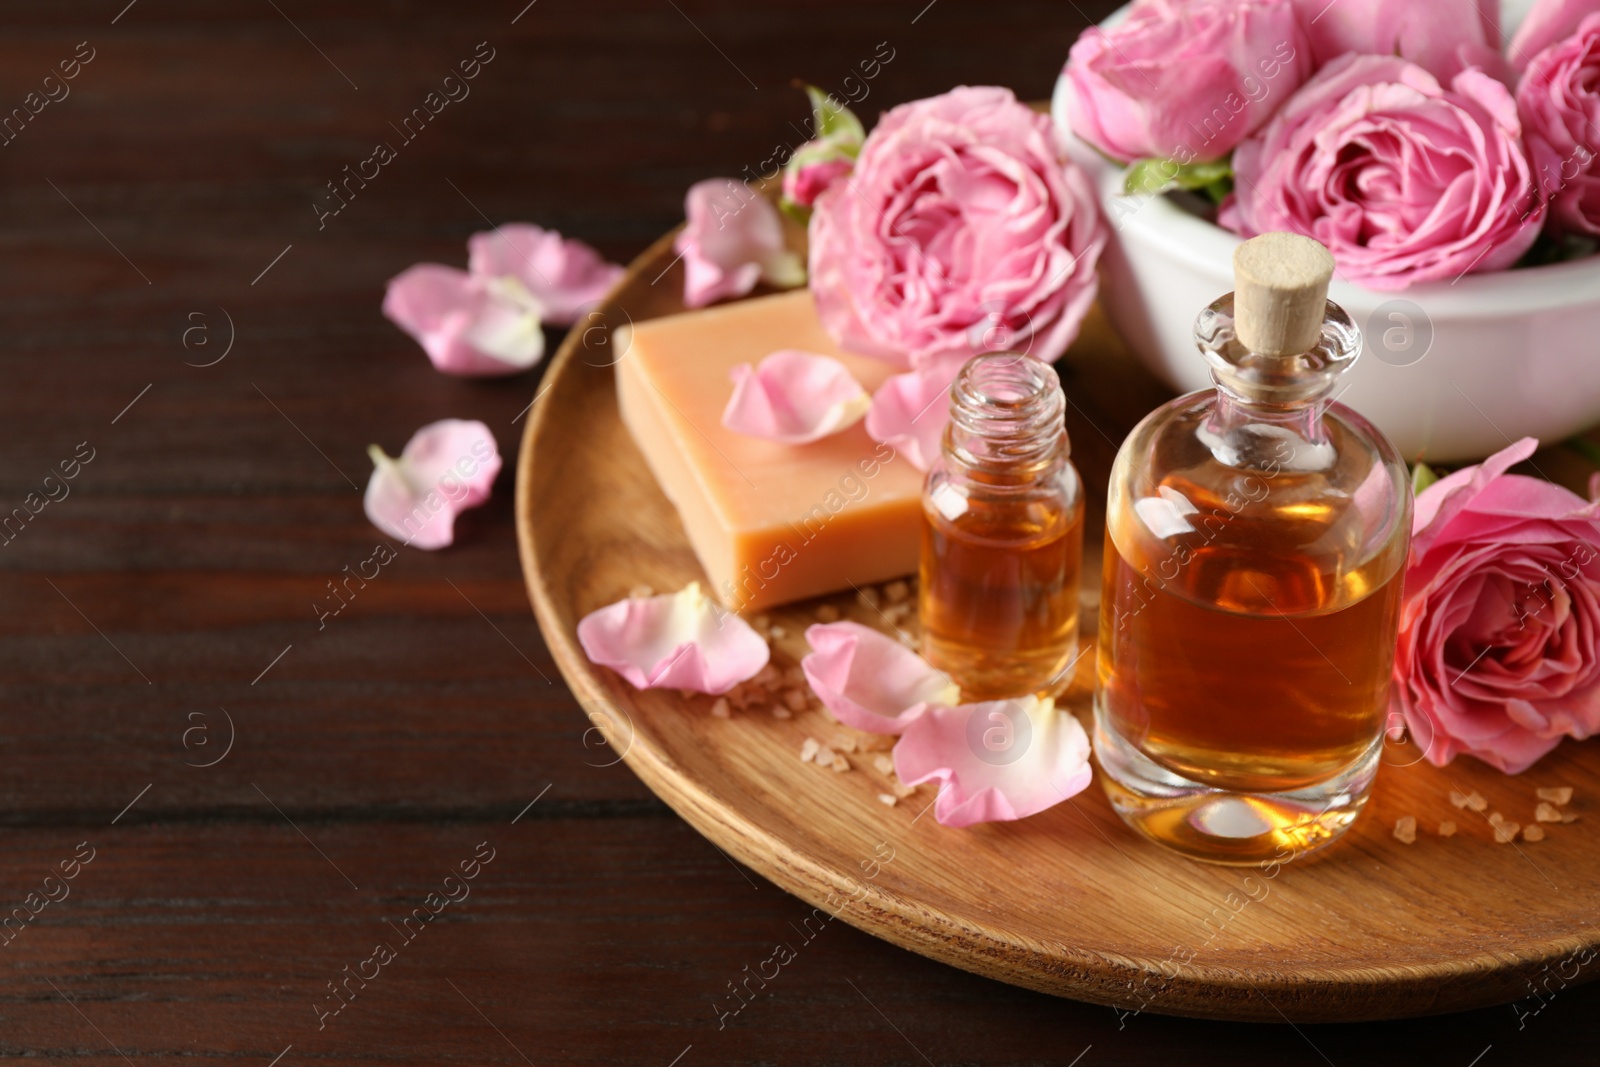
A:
[1, 1, 1594, 1062]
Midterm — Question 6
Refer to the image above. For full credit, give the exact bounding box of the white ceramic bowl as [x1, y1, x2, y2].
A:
[1050, 45, 1600, 462]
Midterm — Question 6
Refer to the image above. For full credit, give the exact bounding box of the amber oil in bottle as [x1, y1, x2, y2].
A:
[919, 354, 1085, 700]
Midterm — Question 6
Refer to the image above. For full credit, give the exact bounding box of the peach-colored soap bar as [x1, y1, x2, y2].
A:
[614, 290, 924, 612]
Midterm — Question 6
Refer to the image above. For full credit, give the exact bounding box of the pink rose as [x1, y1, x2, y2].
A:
[781, 87, 863, 211]
[782, 154, 853, 210]
[1223, 55, 1543, 290]
[1065, 0, 1312, 164]
[1393, 438, 1600, 775]
[809, 86, 1106, 370]
[1291, 0, 1507, 83]
[1510, 0, 1600, 71]
[1516, 12, 1600, 236]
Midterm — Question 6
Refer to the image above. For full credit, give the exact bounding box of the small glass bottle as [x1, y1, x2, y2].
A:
[919, 353, 1085, 700]
[1094, 233, 1412, 865]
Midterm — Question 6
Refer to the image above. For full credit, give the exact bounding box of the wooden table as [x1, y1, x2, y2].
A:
[3, 1, 1593, 1063]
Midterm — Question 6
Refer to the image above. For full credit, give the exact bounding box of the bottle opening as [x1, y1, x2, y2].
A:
[946, 353, 1068, 469]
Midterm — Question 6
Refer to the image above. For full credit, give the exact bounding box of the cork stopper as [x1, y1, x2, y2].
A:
[1232, 233, 1336, 358]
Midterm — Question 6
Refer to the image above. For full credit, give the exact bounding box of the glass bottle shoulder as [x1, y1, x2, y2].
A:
[1105, 390, 1412, 617]
[924, 452, 1082, 549]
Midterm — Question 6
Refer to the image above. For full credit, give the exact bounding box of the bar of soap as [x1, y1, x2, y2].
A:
[615, 290, 924, 612]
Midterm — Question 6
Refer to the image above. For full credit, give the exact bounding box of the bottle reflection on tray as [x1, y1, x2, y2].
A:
[1094, 232, 1412, 865]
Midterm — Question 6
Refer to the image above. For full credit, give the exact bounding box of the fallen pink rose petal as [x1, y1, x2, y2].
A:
[676, 178, 806, 309]
[383, 264, 545, 377]
[578, 582, 770, 694]
[466, 223, 624, 327]
[722, 350, 869, 444]
[894, 696, 1092, 828]
[801, 621, 959, 733]
[864, 355, 968, 471]
[364, 419, 501, 550]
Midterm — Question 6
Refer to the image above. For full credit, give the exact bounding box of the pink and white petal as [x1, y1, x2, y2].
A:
[398, 419, 501, 507]
[383, 264, 543, 377]
[464, 277, 546, 368]
[676, 179, 801, 308]
[722, 350, 869, 444]
[801, 622, 958, 733]
[894, 697, 1092, 828]
[681, 251, 764, 309]
[864, 355, 967, 471]
[578, 583, 770, 694]
[363, 419, 502, 551]
[467, 224, 624, 327]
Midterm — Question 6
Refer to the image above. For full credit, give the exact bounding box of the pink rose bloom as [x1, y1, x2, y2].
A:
[781, 87, 864, 211]
[1511, 0, 1600, 71]
[809, 86, 1106, 370]
[1065, 0, 1312, 164]
[782, 154, 853, 210]
[1393, 438, 1600, 775]
[1223, 55, 1543, 290]
[1516, 12, 1600, 236]
[1291, 0, 1507, 84]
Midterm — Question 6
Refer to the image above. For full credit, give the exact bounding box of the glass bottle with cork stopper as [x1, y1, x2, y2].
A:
[1094, 232, 1412, 865]
[919, 353, 1085, 701]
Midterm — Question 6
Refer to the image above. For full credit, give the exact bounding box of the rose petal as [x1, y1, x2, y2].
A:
[893, 696, 1092, 827]
[722, 350, 869, 444]
[466, 224, 624, 327]
[383, 264, 545, 377]
[864, 354, 968, 472]
[675, 179, 805, 309]
[363, 419, 501, 550]
[782, 154, 855, 211]
[1511, 0, 1595, 70]
[578, 582, 770, 694]
[1412, 437, 1539, 553]
[1516, 13, 1600, 236]
[1292, 0, 1505, 84]
[801, 621, 959, 734]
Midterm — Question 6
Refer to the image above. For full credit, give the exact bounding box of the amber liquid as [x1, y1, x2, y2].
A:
[919, 493, 1084, 700]
[1098, 524, 1403, 794]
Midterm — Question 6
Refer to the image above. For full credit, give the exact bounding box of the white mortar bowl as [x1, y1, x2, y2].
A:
[1050, 10, 1600, 463]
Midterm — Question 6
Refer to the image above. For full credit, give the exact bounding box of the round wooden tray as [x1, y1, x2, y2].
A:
[514, 227, 1600, 1023]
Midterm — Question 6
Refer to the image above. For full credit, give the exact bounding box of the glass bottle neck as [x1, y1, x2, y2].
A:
[1206, 387, 1328, 445]
[943, 354, 1069, 484]
[1193, 292, 1361, 465]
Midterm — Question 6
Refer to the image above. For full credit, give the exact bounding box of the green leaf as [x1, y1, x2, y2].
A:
[778, 199, 812, 226]
[1123, 157, 1234, 199]
[1124, 158, 1179, 197]
[1410, 462, 1440, 495]
[804, 85, 864, 144]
